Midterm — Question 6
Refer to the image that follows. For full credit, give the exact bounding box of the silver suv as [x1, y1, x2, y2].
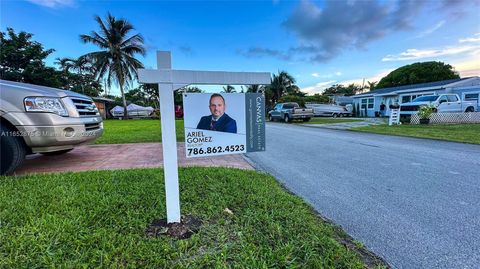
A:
[0, 80, 103, 175]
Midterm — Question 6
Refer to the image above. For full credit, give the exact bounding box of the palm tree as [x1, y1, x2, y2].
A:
[222, 85, 236, 93]
[55, 57, 77, 73]
[269, 71, 296, 103]
[55, 56, 96, 94]
[245, 84, 265, 93]
[80, 13, 145, 119]
[367, 81, 377, 92]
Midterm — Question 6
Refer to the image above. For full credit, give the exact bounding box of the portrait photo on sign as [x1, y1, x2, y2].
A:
[183, 93, 246, 135]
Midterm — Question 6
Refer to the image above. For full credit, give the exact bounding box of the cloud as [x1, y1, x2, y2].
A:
[279, 0, 426, 62]
[240, 0, 477, 63]
[414, 20, 445, 38]
[311, 71, 342, 78]
[338, 69, 394, 87]
[237, 47, 291, 61]
[383, 33, 480, 61]
[459, 33, 480, 43]
[26, 0, 75, 8]
[301, 80, 337, 95]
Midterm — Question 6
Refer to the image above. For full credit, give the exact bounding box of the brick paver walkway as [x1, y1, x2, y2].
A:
[14, 143, 252, 175]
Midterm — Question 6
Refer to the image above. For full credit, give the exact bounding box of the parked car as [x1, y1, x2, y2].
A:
[268, 102, 314, 123]
[175, 105, 183, 118]
[400, 94, 477, 116]
[305, 103, 352, 117]
[0, 80, 104, 175]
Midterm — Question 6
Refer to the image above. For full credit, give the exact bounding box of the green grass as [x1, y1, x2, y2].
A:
[305, 118, 363, 124]
[95, 119, 184, 144]
[353, 123, 480, 144]
[0, 168, 380, 268]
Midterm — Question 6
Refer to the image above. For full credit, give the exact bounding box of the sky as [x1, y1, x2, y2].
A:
[1, 0, 479, 96]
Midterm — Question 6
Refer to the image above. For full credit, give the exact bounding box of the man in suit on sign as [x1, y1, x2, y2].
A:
[197, 93, 237, 133]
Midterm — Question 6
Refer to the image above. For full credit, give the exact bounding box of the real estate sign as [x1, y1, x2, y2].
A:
[183, 93, 265, 158]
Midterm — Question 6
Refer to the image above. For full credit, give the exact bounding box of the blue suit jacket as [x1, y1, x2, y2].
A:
[197, 113, 237, 133]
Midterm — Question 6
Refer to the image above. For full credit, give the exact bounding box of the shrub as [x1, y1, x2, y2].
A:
[417, 104, 436, 119]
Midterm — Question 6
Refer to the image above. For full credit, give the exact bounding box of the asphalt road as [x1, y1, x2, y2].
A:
[245, 123, 480, 269]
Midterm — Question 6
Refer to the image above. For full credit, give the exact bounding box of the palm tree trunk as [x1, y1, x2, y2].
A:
[120, 82, 128, 120]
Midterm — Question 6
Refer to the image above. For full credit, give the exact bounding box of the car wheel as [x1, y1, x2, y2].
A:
[1, 123, 26, 175]
[40, 149, 73, 156]
[465, 107, 474, 113]
[269, 114, 274, 122]
[284, 114, 290, 123]
[332, 113, 338, 118]
[339, 113, 344, 117]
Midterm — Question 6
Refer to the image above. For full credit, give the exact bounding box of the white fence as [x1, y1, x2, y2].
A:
[410, 112, 480, 124]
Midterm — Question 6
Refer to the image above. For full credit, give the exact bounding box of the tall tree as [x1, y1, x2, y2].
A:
[80, 13, 146, 119]
[376, 61, 459, 89]
[269, 71, 296, 103]
[367, 81, 377, 91]
[55, 56, 97, 94]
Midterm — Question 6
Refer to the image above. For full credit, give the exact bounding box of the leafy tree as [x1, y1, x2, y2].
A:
[279, 93, 330, 107]
[55, 56, 102, 96]
[323, 83, 361, 96]
[222, 85, 236, 93]
[175, 86, 202, 106]
[0, 27, 63, 87]
[80, 13, 146, 119]
[376, 61, 459, 89]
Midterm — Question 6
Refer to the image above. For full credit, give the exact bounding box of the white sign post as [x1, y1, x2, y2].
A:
[138, 51, 270, 223]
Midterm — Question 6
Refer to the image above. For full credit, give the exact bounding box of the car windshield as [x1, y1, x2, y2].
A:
[412, 96, 438, 102]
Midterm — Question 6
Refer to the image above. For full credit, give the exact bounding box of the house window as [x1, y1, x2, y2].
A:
[464, 93, 479, 101]
[401, 96, 411, 103]
[368, 98, 374, 109]
[361, 98, 374, 109]
[361, 99, 367, 109]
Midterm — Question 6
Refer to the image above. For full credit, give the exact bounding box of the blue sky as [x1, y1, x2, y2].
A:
[1, 0, 479, 95]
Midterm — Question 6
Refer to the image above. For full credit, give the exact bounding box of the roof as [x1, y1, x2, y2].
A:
[353, 77, 474, 98]
[93, 97, 115, 102]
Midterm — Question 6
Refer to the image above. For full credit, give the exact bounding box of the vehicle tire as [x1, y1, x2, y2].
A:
[332, 113, 338, 118]
[1, 123, 26, 175]
[465, 107, 474, 113]
[339, 113, 344, 117]
[269, 114, 274, 122]
[284, 114, 290, 123]
[40, 149, 73, 156]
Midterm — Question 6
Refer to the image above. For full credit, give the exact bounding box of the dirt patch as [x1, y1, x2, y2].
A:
[146, 215, 202, 240]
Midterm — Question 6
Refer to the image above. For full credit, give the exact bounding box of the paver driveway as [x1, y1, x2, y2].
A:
[14, 143, 252, 175]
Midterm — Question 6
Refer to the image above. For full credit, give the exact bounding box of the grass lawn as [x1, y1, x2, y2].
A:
[0, 168, 383, 268]
[353, 123, 480, 144]
[95, 119, 184, 144]
[304, 118, 363, 124]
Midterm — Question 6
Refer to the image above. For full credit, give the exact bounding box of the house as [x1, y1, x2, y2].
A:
[92, 97, 115, 119]
[352, 77, 480, 117]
